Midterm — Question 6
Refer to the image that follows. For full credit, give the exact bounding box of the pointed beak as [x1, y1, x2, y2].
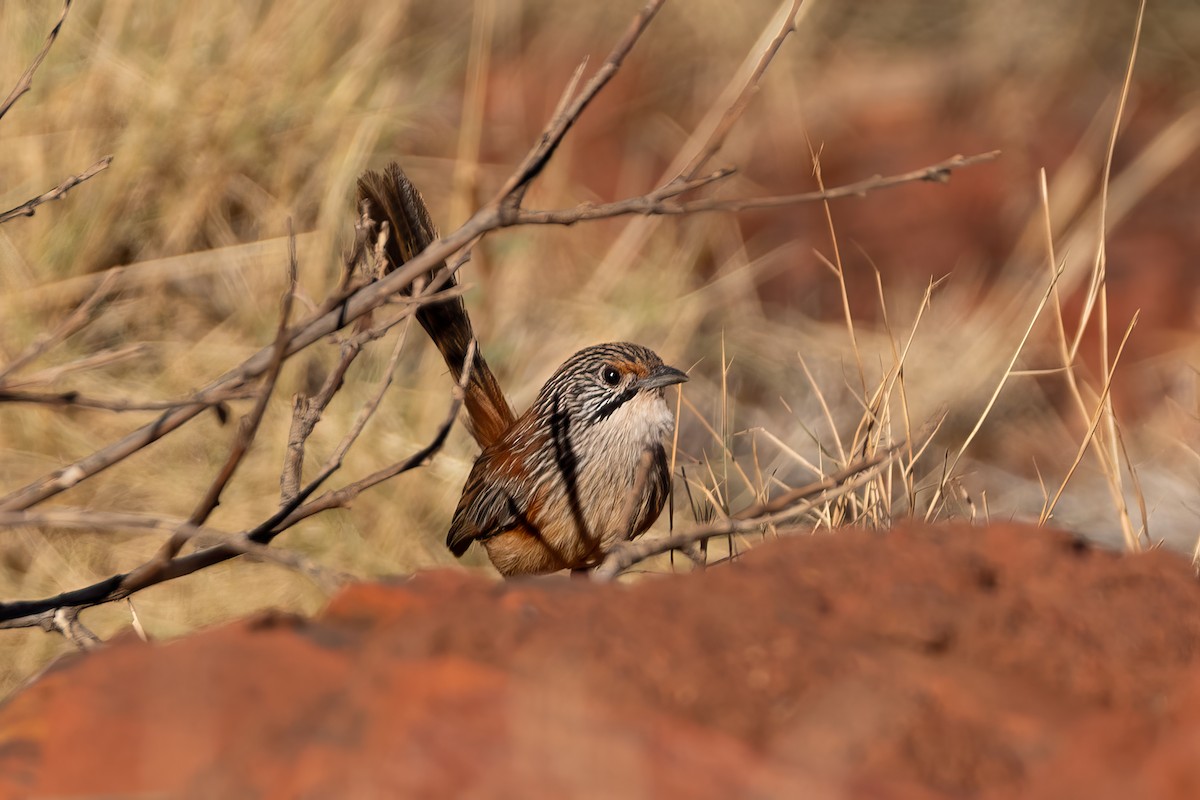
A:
[639, 364, 689, 391]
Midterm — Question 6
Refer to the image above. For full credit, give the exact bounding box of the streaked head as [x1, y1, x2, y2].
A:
[535, 342, 687, 432]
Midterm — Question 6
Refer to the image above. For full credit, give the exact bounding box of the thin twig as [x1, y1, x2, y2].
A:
[0, 257, 472, 511]
[0, 156, 114, 225]
[0, 0, 73, 122]
[278, 341, 474, 526]
[280, 341, 363, 504]
[594, 444, 905, 582]
[516, 152, 1001, 224]
[0, 510, 349, 595]
[191, 229, 299, 527]
[0, 387, 252, 412]
[0, 147, 992, 515]
[0, 0, 1001, 634]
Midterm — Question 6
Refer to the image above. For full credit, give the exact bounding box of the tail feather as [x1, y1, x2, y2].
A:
[356, 163, 515, 448]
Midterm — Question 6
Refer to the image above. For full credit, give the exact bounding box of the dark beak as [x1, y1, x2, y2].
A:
[639, 364, 689, 390]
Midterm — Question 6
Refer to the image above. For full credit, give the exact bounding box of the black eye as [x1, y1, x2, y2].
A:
[600, 365, 621, 386]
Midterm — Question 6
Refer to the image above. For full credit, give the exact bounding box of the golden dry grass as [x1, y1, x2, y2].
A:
[2, 0, 1199, 695]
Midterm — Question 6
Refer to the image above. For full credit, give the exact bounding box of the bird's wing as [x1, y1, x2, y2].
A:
[446, 450, 542, 557]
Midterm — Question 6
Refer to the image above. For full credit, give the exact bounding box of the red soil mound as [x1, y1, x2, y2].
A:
[3, 522, 1200, 798]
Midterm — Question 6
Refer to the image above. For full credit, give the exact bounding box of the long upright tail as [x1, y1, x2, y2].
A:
[356, 163, 515, 448]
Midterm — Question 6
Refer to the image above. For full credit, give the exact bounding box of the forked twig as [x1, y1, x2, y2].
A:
[276, 341, 474, 525]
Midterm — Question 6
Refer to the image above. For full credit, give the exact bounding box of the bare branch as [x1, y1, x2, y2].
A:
[0, 145, 989, 515]
[280, 341, 363, 504]
[192, 224, 300, 524]
[0, 156, 114, 225]
[0, 0, 73, 122]
[279, 240, 470, 504]
[0, 386, 253, 413]
[0, 272, 476, 512]
[0, 509, 349, 598]
[0, 0, 998, 634]
[516, 152, 1001, 225]
[281, 306, 413, 505]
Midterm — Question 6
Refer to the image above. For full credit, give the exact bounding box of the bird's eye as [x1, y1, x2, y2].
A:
[600, 365, 621, 386]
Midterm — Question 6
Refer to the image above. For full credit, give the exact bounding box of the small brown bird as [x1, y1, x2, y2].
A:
[357, 164, 686, 576]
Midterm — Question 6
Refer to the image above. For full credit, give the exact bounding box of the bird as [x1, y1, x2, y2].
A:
[357, 163, 687, 577]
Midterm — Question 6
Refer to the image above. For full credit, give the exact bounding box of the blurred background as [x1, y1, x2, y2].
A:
[1, 0, 1198, 693]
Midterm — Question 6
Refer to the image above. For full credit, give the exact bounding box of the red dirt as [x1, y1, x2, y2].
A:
[3, 522, 1200, 798]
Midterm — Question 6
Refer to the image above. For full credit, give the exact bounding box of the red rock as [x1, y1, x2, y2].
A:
[3, 522, 1200, 798]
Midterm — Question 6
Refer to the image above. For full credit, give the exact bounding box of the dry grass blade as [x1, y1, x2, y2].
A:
[810, 142, 866, 397]
[1030, 0, 1149, 549]
[1039, 312, 1139, 527]
[925, 261, 1064, 521]
[1067, 0, 1146, 363]
[0, 268, 123, 384]
[0, 388, 249, 413]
